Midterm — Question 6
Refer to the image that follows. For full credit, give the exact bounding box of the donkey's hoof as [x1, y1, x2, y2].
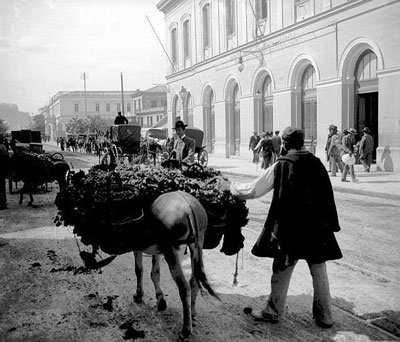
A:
[157, 297, 167, 312]
[133, 294, 143, 303]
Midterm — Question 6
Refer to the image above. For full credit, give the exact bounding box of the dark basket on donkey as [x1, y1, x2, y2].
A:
[90, 175, 150, 255]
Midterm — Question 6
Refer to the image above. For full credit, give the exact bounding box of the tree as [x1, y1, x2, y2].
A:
[0, 118, 9, 134]
[65, 116, 110, 135]
[30, 114, 45, 133]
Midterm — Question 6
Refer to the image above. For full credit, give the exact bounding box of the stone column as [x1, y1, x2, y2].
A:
[239, 95, 255, 160]
[213, 100, 228, 157]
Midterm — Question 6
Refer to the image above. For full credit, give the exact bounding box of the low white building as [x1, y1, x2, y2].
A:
[157, 0, 400, 171]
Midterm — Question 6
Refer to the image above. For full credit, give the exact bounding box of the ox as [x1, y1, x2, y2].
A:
[86, 190, 243, 341]
[10, 152, 70, 206]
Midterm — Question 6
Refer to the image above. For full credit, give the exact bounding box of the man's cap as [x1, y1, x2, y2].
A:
[174, 120, 188, 130]
[118, 111, 122, 115]
[343, 129, 349, 135]
[282, 126, 304, 143]
[328, 124, 337, 130]
[349, 128, 357, 134]
[274, 130, 280, 134]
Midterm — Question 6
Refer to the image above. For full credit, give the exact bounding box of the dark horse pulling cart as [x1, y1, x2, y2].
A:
[184, 127, 208, 166]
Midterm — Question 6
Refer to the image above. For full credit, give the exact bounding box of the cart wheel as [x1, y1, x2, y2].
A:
[187, 162, 204, 173]
[100, 152, 112, 165]
[199, 150, 208, 166]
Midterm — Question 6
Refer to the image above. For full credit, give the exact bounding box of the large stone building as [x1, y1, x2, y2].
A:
[157, 0, 400, 171]
[42, 87, 167, 139]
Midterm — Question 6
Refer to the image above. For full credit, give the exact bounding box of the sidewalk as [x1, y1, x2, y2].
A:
[208, 155, 400, 200]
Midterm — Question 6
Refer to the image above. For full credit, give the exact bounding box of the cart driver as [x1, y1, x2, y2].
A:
[114, 111, 128, 125]
[169, 120, 195, 163]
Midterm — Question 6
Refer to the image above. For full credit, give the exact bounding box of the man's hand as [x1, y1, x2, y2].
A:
[218, 178, 232, 192]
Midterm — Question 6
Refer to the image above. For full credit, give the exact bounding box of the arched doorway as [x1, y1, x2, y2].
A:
[231, 84, 240, 155]
[225, 79, 241, 156]
[261, 76, 273, 133]
[203, 87, 215, 153]
[254, 71, 273, 134]
[354, 49, 378, 161]
[301, 65, 317, 154]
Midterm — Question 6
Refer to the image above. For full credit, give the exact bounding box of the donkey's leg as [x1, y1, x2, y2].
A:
[164, 245, 192, 340]
[133, 251, 144, 303]
[151, 255, 167, 311]
[19, 185, 24, 205]
[188, 243, 199, 321]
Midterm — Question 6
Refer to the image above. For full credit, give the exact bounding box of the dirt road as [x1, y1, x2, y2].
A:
[0, 158, 399, 341]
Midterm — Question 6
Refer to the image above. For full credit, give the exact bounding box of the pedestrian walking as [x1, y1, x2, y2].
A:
[219, 126, 342, 328]
[271, 130, 282, 162]
[359, 127, 374, 172]
[249, 131, 261, 164]
[327, 125, 344, 177]
[0, 135, 10, 210]
[255, 132, 274, 169]
[114, 111, 128, 125]
[341, 128, 358, 182]
[60, 137, 65, 151]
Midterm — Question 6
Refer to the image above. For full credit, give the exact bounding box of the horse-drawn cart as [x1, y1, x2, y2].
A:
[101, 125, 142, 165]
[185, 127, 208, 166]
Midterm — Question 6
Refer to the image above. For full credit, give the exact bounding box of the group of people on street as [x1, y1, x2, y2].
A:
[326, 124, 374, 182]
[249, 131, 282, 169]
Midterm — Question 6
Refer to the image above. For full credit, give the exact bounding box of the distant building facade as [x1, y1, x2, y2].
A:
[157, 0, 400, 170]
[0, 103, 30, 131]
[132, 85, 168, 128]
[42, 87, 168, 139]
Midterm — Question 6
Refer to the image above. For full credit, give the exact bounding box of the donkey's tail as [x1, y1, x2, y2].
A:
[192, 245, 220, 300]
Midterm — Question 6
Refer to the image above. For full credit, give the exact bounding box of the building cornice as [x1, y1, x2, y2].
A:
[157, 0, 185, 14]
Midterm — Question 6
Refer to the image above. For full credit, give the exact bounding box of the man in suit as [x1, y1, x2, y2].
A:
[271, 130, 282, 162]
[360, 127, 374, 172]
[170, 120, 196, 163]
[249, 131, 261, 163]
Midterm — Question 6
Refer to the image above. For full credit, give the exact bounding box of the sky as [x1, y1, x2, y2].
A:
[0, 0, 167, 114]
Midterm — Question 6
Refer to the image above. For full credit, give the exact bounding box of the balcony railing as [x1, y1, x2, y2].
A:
[135, 106, 166, 114]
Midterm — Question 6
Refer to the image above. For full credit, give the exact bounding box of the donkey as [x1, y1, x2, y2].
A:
[131, 191, 219, 341]
[11, 152, 70, 206]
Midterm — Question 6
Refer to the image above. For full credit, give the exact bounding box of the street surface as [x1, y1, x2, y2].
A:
[0, 149, 399, 341]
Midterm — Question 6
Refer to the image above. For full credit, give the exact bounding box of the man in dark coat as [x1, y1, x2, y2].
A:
[249, 131, 260, 163]
[271, 130, 282, 162]
[360, 127, 374, 172]
[220, 126, 342, 328]
[114, 111, 128, 125]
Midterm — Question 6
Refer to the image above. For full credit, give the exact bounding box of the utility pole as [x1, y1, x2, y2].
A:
[81, 71, 89, 116]
[120, 72, 125, 115]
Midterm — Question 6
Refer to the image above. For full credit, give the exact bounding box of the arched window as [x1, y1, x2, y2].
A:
[171, 27, 178, 65]
[226, 0, 236, 36]
[183, 20, 190, 59]
[301, 65, 317, 149]
[355, 50, 378, 84]
[202, 3, 211, 57]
